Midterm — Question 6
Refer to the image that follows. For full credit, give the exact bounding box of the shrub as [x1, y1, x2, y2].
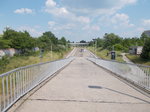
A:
[0, 56, 9, 72]
[141, 38, 150, 59]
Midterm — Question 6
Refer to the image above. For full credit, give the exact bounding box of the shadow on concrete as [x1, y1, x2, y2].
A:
[88, 85, 150, 104]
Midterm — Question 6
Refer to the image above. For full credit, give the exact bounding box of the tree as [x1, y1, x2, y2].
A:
[59, 37, 67, 45]
[96, 38, 104, 47]
[0, 56, 9, 72]
[0, 39, 11, 49]
[103, 33, 122, 50]
[80, 40, 86, 43]
[11, 31, 35, 54]
[43, 31, 58, 45]
[114, 44, 124, 51]
[3, 27, 18, 40]
[37, 35, 52, 50]
[140, 32, 149, 41]
[141, 38, 150, 59]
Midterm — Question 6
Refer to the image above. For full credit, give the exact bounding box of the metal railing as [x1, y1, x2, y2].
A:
[87, 57, 150, 92]
[0, 57, 74, 112]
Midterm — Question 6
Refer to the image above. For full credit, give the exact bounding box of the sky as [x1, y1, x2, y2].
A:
[0, 0, 150, 42]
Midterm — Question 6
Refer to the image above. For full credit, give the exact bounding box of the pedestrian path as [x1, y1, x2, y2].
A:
[14, 57, 150, 112]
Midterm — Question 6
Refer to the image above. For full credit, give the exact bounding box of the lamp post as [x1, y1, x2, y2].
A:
[51, 45, 52, 60]
[93, 39, 97, 55]
[39, 49, 44, 63]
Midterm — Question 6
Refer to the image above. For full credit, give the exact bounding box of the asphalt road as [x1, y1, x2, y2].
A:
[14, 48, 150, 112]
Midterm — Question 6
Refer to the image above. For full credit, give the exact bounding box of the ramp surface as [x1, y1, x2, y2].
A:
[15, 49, 150, 112]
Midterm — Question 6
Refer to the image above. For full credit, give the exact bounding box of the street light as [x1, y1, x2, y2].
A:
[93, 39, 97, 55]
[39, 49, 44, 62]
[51, 45, 52, 60]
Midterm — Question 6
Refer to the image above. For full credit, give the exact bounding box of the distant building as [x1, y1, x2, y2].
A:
[0, 48, 20, 59]
[129, 46, 143, 55]
[143, 30, 150, 37]
[0, 50, 5, 59]
[33, 47, 40, 52]
[69, 42, 89, 47]
[3, 48, 16, 57]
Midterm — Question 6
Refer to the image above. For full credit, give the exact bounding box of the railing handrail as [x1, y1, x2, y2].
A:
[96, 57, 150, 68]
[0, 56, 74, 112]
[87, 57, 150, 92]
[0, 57, 74, 77]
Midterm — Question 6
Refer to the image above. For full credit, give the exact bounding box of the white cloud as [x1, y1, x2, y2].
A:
[62, 0, 137, 9]
[48, 21, 56, 26]
[136, 27, 145, 32]
[61, 0, 137, 15]
[45, 0, 90, 24]
[121, 0, 137, 4]
[111, 13, 129, 23]
[49, 23, 76, 30]
[18, 26, 43, 37]
[14, 8, 33, 14]
[42, 0, 138, 41]
[91, 25, 100, 31]
[111, 13, 134, 28]
[82, 25, 100, 31]
[45, 0, 56, 7]
[143, 19, 150, 26]
[77, 16, 90, 23]
[45, 6, 69, 16]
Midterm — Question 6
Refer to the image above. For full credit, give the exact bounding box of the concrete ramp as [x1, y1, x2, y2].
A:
[14, 57, 150, 112]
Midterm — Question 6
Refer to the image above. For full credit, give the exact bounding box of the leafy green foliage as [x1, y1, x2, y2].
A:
[141, 38, 150, 59]
[140, 32, 149, 41]
[2, 28, 36, 55]
[0, 39, 11, 49]
[0, 56, 9, 72]
[43, 31, 58, 45]
[90, 33, 145, 52]
[80, 40, 86, 43]
[59, 37, 67, 45]
[3, 28, 18, 40]
[0, 28, 71, 74]
[114, 44, 124, 51]
[37, 31, 69, 52]
[103, 33, 122, 50]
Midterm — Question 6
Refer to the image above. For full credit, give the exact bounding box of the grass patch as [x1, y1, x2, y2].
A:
[0, 48, 72, 74]
[126, 54, 150, 66]
[87, 47, 124, 62]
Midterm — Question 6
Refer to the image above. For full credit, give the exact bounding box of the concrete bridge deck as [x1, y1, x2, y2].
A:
[12, 48, 150, 112]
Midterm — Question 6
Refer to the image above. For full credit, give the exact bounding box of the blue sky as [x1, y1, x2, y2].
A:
[0, 0, 150, 42]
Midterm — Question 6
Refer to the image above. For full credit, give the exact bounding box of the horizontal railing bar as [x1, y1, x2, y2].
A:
[96, 58, 150, 68]
[0, 57, 74, 77]
[87, 57, 150, 93]
[0, 57, 74, 112]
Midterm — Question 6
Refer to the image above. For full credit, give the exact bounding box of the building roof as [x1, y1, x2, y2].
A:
[130, 46, 143, 48]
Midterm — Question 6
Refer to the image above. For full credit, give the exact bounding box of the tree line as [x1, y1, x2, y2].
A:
[89, 32, 150, 59]
[0, 28, 70, 72]
[0, 28, 69, 55]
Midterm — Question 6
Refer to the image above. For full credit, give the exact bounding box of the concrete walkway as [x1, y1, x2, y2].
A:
[122, 53, 133, 64]
[15, 49, 150, 112]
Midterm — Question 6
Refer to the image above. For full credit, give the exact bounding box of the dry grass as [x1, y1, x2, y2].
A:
[0, 48, 72, 74]
[87, 47, 124, 62]
[126, 54, 150, 66]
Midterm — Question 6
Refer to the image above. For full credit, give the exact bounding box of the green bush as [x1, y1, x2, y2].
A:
[141, 38, 150, 59]
[114, 44, 124, 51]
[0, 56, 10, 72]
